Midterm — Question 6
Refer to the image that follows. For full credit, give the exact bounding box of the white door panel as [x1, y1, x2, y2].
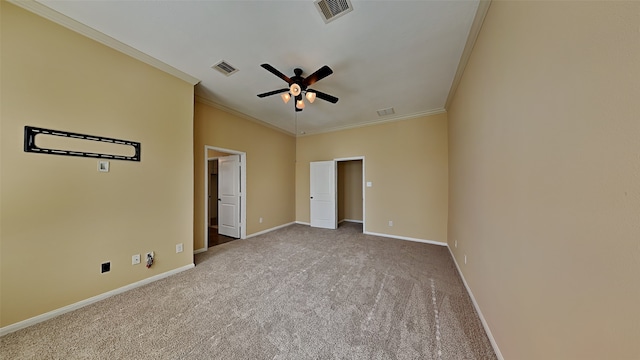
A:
[310, 161, 337, 229]
[218, 155, 240, 238]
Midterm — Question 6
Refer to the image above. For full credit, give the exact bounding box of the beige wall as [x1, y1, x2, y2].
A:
[1, 3, 194, 327]
[296, 113, 448, 242]
[193, 101, 296, 250]
[207, 149, 229, 159]
[448, 1, 640, 359]
[337, 160, 363, 222]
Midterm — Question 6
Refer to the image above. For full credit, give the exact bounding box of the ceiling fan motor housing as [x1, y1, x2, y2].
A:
[290, 68, 307, 95]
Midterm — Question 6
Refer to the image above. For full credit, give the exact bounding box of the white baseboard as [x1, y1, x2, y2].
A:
[0, 263, 195, 337]
[447, 247, 504, 360]
[295, 221, 310, 226]
[193, 248, 207, 254]
[339, 219, 364, 224]
[246, 222, 295, 239]
[363, 231, 447, 246]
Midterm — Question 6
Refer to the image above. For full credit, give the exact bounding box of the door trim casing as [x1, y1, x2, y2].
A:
[202, 146, 247, 251]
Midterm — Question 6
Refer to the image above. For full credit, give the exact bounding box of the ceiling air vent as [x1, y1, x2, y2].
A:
[315, 0, 353, 24]
[377, 107, 395, 117]
[212, 60, 238, 76]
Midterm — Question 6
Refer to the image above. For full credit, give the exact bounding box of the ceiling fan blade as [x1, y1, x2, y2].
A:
[261, 64, 291, 84]
[257, 88, 289, 98]
[309, 89, 339, 104]
[303, 65, 333, 87]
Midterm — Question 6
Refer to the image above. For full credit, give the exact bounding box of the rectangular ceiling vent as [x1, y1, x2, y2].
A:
[377, 107, 395, 117]
[212, 60, 238, 76]
[315, 0, 353, 24]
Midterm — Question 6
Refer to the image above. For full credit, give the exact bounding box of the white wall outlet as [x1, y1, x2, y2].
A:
[366, 181, 372, 187]
[132, 254, 141, 265]
[455, 240, 457, 248]
[464, 255, 467, 264]
[388, 220, 393, 227]
[259, 217, 263, 223]
[176, 243, 183, 253]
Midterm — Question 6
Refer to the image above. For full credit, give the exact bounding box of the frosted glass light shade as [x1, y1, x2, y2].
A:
[296, 99, 305, 109]
[290, 83, 301, 96]
[281, 93, 291, 103]
[305, 91, 316, 103]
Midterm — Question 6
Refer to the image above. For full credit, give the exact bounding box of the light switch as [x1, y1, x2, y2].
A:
[98, 160, 110, 172]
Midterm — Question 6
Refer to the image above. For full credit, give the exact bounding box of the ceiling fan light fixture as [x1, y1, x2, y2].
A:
[290, 83, 302, 96]
[258, 64, 338, 112]
[305, 91, 316, 103]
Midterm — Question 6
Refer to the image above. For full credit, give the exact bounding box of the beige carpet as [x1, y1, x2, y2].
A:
[0, 223, 496, 359]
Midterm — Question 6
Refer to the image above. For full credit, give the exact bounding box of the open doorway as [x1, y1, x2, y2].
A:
[204, 146, 247, 249]
[336, 157, 365, 232]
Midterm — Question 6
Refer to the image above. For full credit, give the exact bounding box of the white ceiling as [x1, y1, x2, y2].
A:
[36, 0, 480, 135]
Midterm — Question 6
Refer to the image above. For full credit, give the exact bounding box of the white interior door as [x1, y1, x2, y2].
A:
[310, 161, 337, 229]
[218, 155, 240, 238]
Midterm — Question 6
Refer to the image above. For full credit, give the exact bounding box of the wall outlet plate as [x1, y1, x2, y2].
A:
[176, 243, 183, 253]
[132, 254, 141, 265]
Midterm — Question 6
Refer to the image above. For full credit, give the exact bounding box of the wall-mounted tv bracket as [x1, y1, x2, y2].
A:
[24, 126, 141, 161]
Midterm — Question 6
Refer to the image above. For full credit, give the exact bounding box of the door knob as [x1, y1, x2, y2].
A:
[310, 196, 314, 199]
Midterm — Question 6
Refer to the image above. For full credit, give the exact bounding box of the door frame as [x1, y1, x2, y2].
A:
[335, 156, 366, 233]
[204, 146, 247, 249]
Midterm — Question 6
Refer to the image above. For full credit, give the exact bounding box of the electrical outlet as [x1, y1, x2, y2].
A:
[455, 240, 457, 248]
[132, 254, 141, 265]
[176, 243, 183, 253]
[101, 262, 111, 273]
[464, 255, 467, 265]
[259, 217, 263, 223]
[388, 220, 393, 227]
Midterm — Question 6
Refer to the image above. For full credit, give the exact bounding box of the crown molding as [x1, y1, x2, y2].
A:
[196, 94, 445, 138]
[8, 0, 200, 86]
[194, 95, 295, 137]
[445, 0, 492, 110]
[298, 108, 447, 137]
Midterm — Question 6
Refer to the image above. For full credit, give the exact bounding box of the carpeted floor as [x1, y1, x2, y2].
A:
[0, 223, 496, 359]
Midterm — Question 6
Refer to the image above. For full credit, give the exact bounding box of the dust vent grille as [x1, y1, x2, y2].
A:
[315, 0, 353, 24]
[212, 60, 239, 76]
[377, 107, 395, 117]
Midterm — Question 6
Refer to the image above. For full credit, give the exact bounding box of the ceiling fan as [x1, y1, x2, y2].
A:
[257, 64, 339, 112]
